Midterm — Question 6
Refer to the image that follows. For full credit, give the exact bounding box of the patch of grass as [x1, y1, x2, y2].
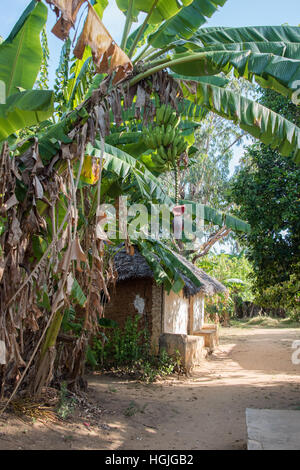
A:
[123, 400, 147, 417]
[280, 318, 300, 328]
[229, 316, 300, 329]
[247, 317, 280, 327]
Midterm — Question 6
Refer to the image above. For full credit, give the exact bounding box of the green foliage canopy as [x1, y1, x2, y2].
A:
[229, 89, 300, 300]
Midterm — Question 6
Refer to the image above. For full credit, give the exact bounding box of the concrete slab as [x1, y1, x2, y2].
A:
[246, 409, 300, 450]
[159, 333, 205, 372]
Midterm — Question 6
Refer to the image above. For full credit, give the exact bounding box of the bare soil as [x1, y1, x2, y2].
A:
[1, 327, 300, 450]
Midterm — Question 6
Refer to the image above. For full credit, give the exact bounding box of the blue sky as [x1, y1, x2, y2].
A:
[1, 0, 300, 171]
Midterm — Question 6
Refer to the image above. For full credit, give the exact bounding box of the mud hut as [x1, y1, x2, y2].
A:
[104, 248, 227, 370]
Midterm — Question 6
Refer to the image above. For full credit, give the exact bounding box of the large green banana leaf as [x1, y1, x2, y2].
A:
[171, 75, 228, 122]
[179, 199, 251, 233]
[67, 56, 93, 109]
[171, 73, 229, 87]
[0, 90, 54, 141]
[175, 40, 300, 61]
[125, 23, 158, 56]
[137, 238, 207, 293]
[224, 214, 251, 233]
[91, 0, 108, 18]
[179, 80, 300, 163]
[177, 99, 208, 122]
[116, 0, 196, 25]
[106, 132, 142, 146]
[87, 141, 173, 205]
[168, 48, 300, 99]
[148, 0, 227, 49]
[195, 25, 300, 46]
[165, 25, 300, 56]
[137, 241, 174, 291]
[0, 1, 47, 97]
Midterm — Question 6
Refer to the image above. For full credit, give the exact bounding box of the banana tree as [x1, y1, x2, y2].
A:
[1, 0, 300, 399]
[0, 0, 54, 140]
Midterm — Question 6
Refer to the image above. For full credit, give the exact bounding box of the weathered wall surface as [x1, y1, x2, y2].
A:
[104, 280, 207, 356]
[151, 281, 163, 354]
[104, 278, 152, 332]
[193, 294, 205, 332]
[105, 278, 164, 353]
[163, 290, 189, 335]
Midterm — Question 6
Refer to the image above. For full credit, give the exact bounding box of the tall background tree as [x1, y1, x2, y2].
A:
[229, 88, 300, 313]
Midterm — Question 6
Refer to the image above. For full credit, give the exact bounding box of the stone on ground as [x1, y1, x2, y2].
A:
[246, 408, 300, 450]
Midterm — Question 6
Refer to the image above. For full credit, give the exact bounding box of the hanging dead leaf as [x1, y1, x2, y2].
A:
[47, 0, 87, 40]
[0, 194, 19, 214]
[25, 311, 40, 332]
[11, 336, 26, 367]
[7, 213, 22, 247]
[109, 47, 132, 72]
[74, 6, 111, 61]
[24, 210, 39, 233]
[53, 279, 66, 310]
[57, 226, 69, 252]
[33, 176, 44, 199]
[31, 304, 43, 320]
[32, 138, 44, 172]
[95, 223, 110, 242]
[97, 105, 110, 137]
[70, 236, 88, 264]
[59, 244, 71, 272]
[95, 208, 111, 242]
[74, 5, 132, 83]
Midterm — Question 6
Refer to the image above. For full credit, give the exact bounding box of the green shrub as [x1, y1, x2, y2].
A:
[256, 264, 300, 322]
[197, 253, 255, 323]
[87, 315, 182, 382]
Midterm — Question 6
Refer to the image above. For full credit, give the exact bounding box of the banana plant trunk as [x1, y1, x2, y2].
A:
[32, 309, 64, 397]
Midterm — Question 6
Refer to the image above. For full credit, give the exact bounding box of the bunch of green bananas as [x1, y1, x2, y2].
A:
[156, 104, 180, 128]
[143, 104, 188, 171]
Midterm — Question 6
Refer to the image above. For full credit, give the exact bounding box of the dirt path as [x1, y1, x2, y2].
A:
[1, 327, 300, 450]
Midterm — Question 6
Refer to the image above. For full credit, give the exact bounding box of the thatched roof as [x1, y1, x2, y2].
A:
[113, 247, 227, 298]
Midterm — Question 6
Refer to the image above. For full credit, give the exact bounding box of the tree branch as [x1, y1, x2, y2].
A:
[192, 226, 232, 264]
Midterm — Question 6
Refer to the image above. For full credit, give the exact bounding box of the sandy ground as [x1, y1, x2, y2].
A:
[0, 327, 300, 450]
